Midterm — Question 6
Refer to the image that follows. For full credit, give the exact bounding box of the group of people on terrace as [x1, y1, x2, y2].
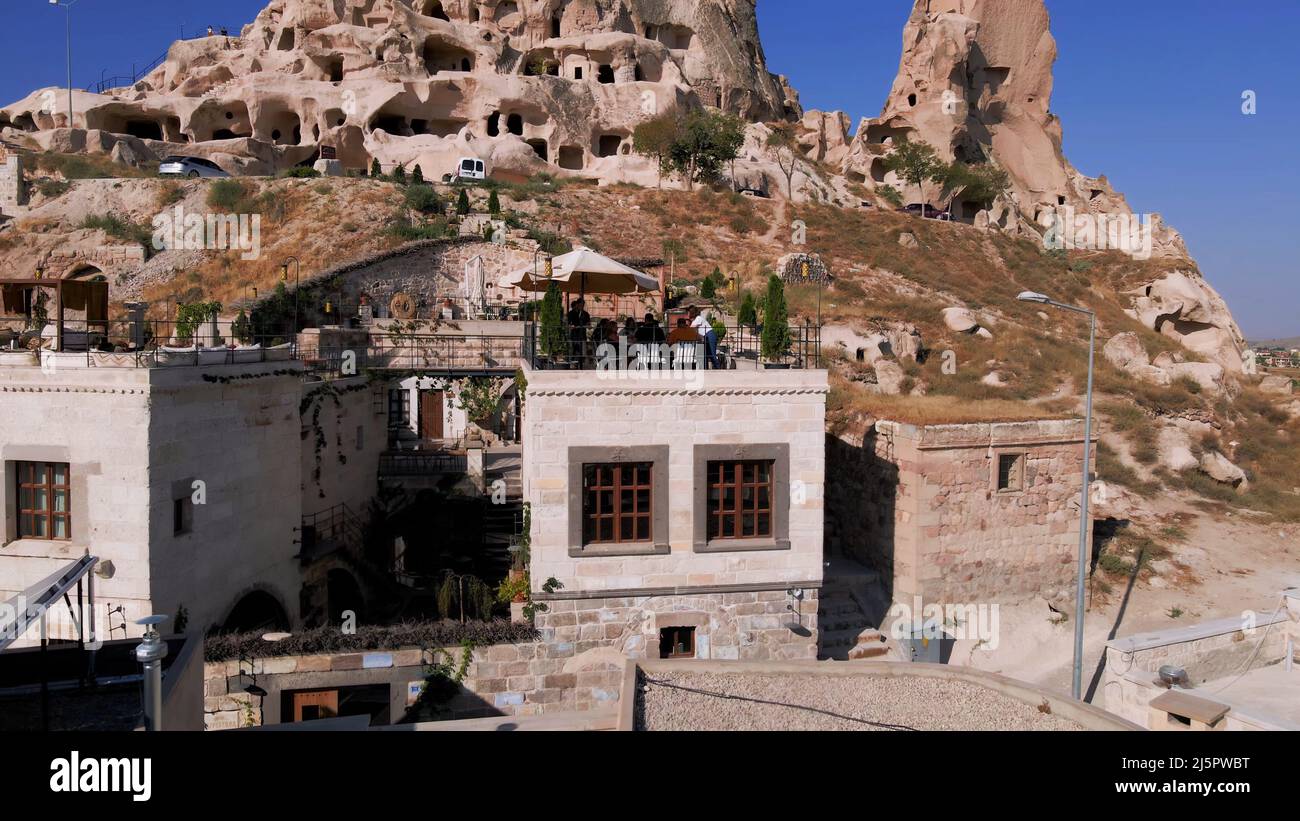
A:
[565, 300, 721, 369]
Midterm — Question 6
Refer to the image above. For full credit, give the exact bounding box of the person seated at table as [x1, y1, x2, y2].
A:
[622, 317, 639, 340]
[635, 312, 666, 344]
[667, 317, 698, 345]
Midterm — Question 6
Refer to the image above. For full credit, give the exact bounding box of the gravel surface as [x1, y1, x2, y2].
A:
[635, 672, 1084, 731]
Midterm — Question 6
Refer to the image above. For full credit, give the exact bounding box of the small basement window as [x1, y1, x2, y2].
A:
[660, 626, 696, 659]
[173, 496, 193, 536]
[996, 453, 1025, 492]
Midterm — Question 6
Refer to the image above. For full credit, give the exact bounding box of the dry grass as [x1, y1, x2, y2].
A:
[829, 377, 1069, 426]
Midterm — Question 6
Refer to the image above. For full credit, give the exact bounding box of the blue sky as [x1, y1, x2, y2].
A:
[2, 1, 1296, 337]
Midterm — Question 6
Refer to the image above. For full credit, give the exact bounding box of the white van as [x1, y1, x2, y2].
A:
[448, 156, 486, 183]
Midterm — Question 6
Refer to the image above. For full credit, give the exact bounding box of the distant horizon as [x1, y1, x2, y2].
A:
[1, 0, 1295, 337]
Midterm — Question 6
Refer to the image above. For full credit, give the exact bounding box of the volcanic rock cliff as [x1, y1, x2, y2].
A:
[1, 0, 797, 182]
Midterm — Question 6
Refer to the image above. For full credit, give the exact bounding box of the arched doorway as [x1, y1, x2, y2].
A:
[222, 590, 290, 634]
[326, 569, 365, 625]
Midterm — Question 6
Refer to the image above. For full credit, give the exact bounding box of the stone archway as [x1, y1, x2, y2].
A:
[221, 588, 290, 634]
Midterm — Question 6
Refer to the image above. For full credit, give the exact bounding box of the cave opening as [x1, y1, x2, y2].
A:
[597, 64, 615, 84]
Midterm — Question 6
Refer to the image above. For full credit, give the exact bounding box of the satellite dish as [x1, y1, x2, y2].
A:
[135, 615, 169, 628]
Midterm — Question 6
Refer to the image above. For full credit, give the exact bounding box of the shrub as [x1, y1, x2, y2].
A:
[760, 273, 791, 361]
[279, 166, 320, 178]
[34, 178, 71, 198]
[392, 163, 407, 183]
[737, 291, 758, 326]
[538, 282, 567, 359]
[456, 188, 471, 216]
[80, 213, 152, 250]
[370, 158, 382, 177]
[488, 189, 501, 215]
[411, 163, 424, 185]
[203, 620, 538, 662]
[403, 184, 443, 215]
[206, 178, 249, 210]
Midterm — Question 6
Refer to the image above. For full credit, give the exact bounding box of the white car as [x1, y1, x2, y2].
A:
[447, 156, 486, 183]
[158, 156, 230, 178]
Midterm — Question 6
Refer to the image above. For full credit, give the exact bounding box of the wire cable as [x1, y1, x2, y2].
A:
[642, 676, 920, 731]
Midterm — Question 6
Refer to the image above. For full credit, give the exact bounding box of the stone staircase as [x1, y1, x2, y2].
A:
[818, 563, 897, 661]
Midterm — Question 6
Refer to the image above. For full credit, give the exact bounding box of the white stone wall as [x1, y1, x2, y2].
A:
[522, 368, 827, 594]
[0, 361, 307, 645]
[300, 377, 387, 516]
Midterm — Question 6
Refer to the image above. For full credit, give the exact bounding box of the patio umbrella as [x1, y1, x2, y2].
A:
[498, 247, 659, 296]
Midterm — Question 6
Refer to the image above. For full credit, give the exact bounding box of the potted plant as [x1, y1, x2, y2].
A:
[760, 274, 792, 368]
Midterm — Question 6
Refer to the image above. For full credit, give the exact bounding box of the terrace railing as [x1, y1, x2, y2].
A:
[528, 321, 823, 371]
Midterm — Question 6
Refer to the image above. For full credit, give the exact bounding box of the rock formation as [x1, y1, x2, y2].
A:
[815, 0, 1183, 256]
[1125, 271, 1247, 371]
[1, 0, 797, 181]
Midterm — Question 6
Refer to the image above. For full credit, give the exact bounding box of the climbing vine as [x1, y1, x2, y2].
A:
[299, 381, 371, 496]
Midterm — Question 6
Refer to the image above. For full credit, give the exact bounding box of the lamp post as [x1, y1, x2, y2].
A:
[1018, 290, 1095, 700]
[280, 256, 300, 335]
[49, 0, 78, 128]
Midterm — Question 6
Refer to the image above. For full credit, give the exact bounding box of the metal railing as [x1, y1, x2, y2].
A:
[378, 451, 468, 477]
[299, 503, 365, 563]
[529, 321, 823, 370]
[304, 330, 535, 377]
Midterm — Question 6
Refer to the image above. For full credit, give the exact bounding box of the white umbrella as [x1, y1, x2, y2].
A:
[498, 246, 659, 295]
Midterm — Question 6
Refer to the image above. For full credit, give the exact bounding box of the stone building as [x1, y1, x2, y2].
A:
[0, 352, 388, 645]
[522, 365, 828, 663]
[0, 144, 25, 215]
[829, 418, 1094, 607]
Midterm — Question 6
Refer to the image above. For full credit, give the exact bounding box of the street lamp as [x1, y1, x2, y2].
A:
[1018, 290, 1095, 701]
[49, 0, 78, 129]
[280, 256, 300, 334]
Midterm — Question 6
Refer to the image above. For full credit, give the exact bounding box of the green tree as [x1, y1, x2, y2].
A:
[882, 138, 946, 217]
[760, 274, 791, 362]
[632, 110, 680, 188]
[231, 308, 252, 343]
[700, 276, 716, 299]
[457, 188, 471, 216]
[370, 157, 382, 178]
[766, 121, 801, 198]
[940, 161, 1009, 213]
[487, 189, 501, 215]
[392, 163, 407, 183]
[404, 184, 442, 214]
[668, 109, 746, 190]
[538, 282, 567, 360]
[737, 291, 758, 327]
[411, 163, 424, 185]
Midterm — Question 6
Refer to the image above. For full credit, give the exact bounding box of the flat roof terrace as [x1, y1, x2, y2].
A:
[628, 660, 1140, 731]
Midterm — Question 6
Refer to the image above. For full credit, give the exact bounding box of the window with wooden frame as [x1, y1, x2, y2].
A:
[16, 461, 70, 540]
[706, 460, 775, 540]
[582, 462, 653, 545]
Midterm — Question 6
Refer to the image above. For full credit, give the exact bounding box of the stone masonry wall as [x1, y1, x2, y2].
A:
[533, 590, 820, 664]
[839, 419, 1091, 607]
[0, 148, 25, 211]
[202, 639, 625, 728]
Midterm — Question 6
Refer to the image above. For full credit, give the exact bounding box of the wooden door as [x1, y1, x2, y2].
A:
[421, 391, 444, 441]
[292, 689, 339, 722]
